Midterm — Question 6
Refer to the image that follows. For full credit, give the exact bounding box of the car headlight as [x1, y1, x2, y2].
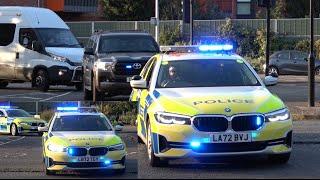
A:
[95, 61, 113, 71]
[49, 53, 68, 62]
[19, 122, 31, 126]
[155, 112, 191, 125]
[47, 144, 67, 152]
[109, 143, 125, 151]
[265, 108, 290, 122]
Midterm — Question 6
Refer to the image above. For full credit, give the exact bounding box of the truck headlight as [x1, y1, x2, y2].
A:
[265, 108, 290, 122]
[47, 144, 67, 152]
[95, 62, 113, 71]
[155, 112, 191, 125]
[109, 143, 125, 151]
[49, 53, 68, 62]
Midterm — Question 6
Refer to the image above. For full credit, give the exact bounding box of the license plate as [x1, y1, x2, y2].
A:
[31, 126, 38, 130]
[211, 133, 251, 143]
[126, 77, 132, 82]
[77, 156, 100, 162]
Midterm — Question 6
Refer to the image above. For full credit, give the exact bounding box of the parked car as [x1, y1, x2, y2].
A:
[83, 30, 160, 101]
[0, 7, 84, 91]
[267, 50, 320, 76]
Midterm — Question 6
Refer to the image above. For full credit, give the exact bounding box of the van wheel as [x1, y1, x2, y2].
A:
[93, 76, 103, 102]
[0, 82, 8, 89]
[11, 124, 19, 136]
[34, 70, 49, 92]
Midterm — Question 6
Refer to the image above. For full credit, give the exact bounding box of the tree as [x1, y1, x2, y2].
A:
[102, 0, 154, 21]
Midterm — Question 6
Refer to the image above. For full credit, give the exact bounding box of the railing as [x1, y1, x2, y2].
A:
[67, 18, 320, 43]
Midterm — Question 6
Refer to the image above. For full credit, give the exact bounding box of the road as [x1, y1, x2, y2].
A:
[0, 126, 137, 179]
[0, 83, 128, 102]
[138, 121, 320, 179]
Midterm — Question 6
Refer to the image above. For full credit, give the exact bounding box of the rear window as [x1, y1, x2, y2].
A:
[98, 35, 159, 53]
[0, 24, 16, 46]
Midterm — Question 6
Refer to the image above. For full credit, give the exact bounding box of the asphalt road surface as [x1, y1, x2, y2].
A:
[0, 126, 137, 179]
[0, 81, 318, 102]
[138, 121, 320, 179]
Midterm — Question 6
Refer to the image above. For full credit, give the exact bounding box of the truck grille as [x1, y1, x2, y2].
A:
[193, 116, 228, 132]
[114, 61, 146, 76]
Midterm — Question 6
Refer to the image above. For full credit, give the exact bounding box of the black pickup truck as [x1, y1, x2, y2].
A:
[82, 31, 159, 101]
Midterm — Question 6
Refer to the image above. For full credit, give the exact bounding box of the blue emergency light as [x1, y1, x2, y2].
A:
[57, 107, 78, 111]
[198, 44, 234, 52]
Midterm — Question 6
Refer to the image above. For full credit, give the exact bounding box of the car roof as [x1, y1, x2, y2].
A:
[0, 108, 20, 111]
[160, 53, 242, 61]
[97, 30, 151, 36]
[55, 112, 103, 116]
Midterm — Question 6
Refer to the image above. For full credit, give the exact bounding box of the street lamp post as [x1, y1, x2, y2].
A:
[265, 1, 271, 77]
[155, 0, 160, 43]
[189, 0, 193, 45]
[308, 0, 315, 107]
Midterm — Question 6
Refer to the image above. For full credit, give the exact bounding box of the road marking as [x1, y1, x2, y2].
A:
[0, 136, 25, 146]
[39, 91, 72, 102]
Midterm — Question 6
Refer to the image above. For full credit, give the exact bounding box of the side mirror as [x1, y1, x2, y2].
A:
[264, 76, 278, 86]
[34, 115, 41, 119]
[130, 76, 147, 89]
[84, 47, 94, 55]
[38, 126, 49, 132]
[115, 125, 124, 132]
[32, 41, 43, 52]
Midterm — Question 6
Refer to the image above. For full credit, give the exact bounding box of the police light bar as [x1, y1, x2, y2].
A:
[0, 106, 11, 109]
[57, 107, 79, 111]
[160, 44, 234, 53]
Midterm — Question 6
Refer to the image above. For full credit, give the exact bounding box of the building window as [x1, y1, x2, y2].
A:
[237, 0, 251, 16]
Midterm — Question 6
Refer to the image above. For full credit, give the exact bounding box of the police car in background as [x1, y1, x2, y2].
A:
[38, 107, 126, 175]
[0, 106, 46, 136]
[130, 44, 292, 167]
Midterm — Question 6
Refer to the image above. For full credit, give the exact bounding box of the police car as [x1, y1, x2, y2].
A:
[38, 107, 126, 175]
[130, 44, 292, 167]
[0, 106, 46, 136]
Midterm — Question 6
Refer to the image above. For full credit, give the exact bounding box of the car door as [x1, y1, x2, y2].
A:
[136, 57, 157, 139]
[290, 51, 308, 75]
[16, 28, 40, 80]
[0, 110, 8, 133]
[0, 23, 17, 79]
[277, 51, 292, 74]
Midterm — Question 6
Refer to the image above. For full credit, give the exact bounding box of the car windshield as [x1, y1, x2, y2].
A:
[52, 115, 113, 131]
[156, 59, 260, 88]
[6, 109, 31, 117]
[99, 35, 159, 53]
[37, 28, 81, 48]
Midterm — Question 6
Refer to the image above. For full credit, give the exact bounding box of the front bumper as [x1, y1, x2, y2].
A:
[45, 150, 126, 171]
[96, 70, 132, 94]
[18, 125, 41, 134]
[48, 66, 83, 85]
[149, 119, 292, 158]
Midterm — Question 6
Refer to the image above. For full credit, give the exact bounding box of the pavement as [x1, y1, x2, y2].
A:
[0, 126, 137, 179]
[138, 121, 320, 179]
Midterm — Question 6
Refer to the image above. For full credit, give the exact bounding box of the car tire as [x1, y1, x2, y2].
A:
[0, 81, 8, 89]
[93, 75, 103, 102]
[75, 83, 83, 91]
[34, 69, 50, 92]
[268, 153, 291, 164]
[10, 124, 19, 136]
[147, 122, 168, 167]
[268, 66, 279, 77]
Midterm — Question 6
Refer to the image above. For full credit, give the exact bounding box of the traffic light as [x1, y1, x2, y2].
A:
[182, 0, 190, 23]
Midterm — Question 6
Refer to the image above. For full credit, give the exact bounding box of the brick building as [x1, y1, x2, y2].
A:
[0, 0, 105, 21]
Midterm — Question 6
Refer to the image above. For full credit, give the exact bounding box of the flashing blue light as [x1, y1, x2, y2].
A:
[126, 65, 132, 69]
[68, 148, 75, 155]
[57, 107, 78, 111]
[104, 160, 111, 165]
[0, 106, 11, 109]
[256, 116, 263, 126]
[252, 132, 258, 138]
[190, 141, 201, 148]
[199, 44, 234, 52]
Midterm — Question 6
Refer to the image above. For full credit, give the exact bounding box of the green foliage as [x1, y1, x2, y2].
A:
[295, 39, 320, 58]
[244, 56, 266, 73]
[102, 0, 153, 21]
[40, 110, 54, 122]
[193, 1, 227, 20]
[159, 0, 182, 20]
[96, 102, 136, 125]
[159, 26, 186, 46]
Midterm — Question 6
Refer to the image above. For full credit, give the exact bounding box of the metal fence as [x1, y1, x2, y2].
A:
[67, 18, 320, 44]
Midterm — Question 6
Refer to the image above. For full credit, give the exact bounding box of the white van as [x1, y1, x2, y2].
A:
[0, 7, 83, 91]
